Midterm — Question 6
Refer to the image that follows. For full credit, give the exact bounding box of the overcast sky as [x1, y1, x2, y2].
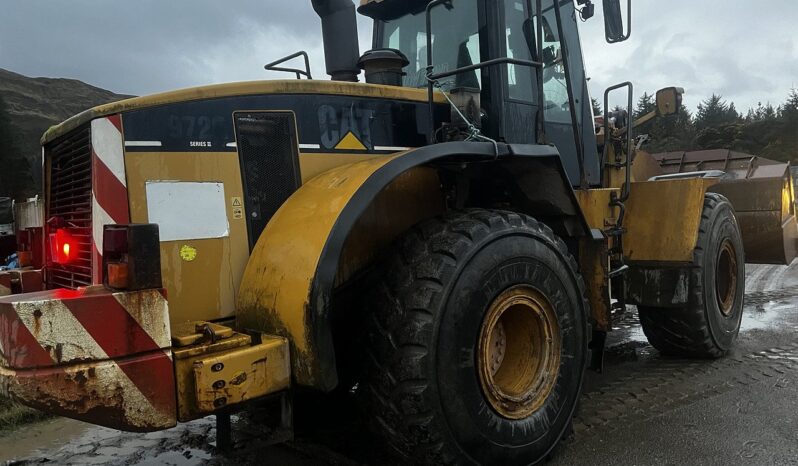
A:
[1, 1, 796, 114]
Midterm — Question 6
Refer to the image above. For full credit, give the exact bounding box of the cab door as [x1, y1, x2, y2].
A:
[498, 0, 600, 187]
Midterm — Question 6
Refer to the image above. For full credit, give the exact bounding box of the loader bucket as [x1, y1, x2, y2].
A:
[651, 150, 798, 265]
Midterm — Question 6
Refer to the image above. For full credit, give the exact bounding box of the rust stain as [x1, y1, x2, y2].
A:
[55, 343, 64, 363]
[32, 308, 42, 336]
[2, 359, 176, 432]
[73, 370, 88, 387]
[114, 289, 171, 349]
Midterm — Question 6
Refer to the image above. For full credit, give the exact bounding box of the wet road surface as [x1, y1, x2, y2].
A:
[2, 262, 797, 465]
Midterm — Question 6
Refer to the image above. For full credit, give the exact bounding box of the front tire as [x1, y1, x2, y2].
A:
[363, 210, 589, 465]
[639, 193, 745, 357]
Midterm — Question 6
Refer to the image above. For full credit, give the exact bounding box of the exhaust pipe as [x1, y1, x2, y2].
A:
[311, 0, 361, 82]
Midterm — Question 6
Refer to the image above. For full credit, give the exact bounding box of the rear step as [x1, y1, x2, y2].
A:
[171, 321, 290, 422]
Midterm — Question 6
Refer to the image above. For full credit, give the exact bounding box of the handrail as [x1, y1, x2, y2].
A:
[427, 57, 543, 82]
[603, 81, 634, 288]
[264, 51, 313, 80]
[603, 81, 634, 202]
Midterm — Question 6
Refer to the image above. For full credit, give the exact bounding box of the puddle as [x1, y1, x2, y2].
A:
[614, 325, 648, 345]
[608, 307, 648, 348]
[0, 417, 91, 462]
[740, 299, 795, 332]
[0, 416, 218, 465]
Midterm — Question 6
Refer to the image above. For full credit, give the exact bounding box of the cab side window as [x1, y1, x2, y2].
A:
[383, 3, 481, 90]
[504, 0, 535, 102]
[535, 11, 572, 123]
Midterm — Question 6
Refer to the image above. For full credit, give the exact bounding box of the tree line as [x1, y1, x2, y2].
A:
[593, 89, 798, 162]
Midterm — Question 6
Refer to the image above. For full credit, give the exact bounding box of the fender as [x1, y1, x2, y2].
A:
[235, 141, 588, 390]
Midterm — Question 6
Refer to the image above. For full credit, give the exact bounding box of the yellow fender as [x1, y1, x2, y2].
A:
[236, 142, 587, 390]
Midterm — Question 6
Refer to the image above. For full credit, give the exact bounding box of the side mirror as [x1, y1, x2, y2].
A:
[358, 0, 430, 20]
[656, 87, 685, 116]
[603, 0, 631, 43]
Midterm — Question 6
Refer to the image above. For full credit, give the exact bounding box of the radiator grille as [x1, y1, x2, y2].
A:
[234, 112, 301, 250]
[46, 124, 93, 289]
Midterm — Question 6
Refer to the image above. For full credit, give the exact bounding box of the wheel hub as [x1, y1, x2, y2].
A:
[488, 321, 507, 377]
[716, 240, 738, 316]
[477, 285, 562, 420]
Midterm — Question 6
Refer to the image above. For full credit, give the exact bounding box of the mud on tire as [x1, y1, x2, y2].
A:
[362, 209, 590, 465]
[639, 193, 745, 358]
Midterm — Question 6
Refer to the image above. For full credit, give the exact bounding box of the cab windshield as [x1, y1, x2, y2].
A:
[379, 2, 481, 89]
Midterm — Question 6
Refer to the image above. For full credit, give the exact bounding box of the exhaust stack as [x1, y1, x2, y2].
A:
[311, 0, 361, 82]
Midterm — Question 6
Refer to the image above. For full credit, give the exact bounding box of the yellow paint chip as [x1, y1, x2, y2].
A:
[335, 131, 367, 151]
[180, 245, 198, 262]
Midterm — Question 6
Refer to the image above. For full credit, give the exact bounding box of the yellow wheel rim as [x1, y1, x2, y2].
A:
[716, 240, 738, 316]
[477, 285, 562, 420]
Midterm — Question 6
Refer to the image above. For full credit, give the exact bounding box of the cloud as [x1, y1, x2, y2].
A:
[581, 0, 798, 112]
[1, 0, 795, 113]
[0, 0, 365, 94]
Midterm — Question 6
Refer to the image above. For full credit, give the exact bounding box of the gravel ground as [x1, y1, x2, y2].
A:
[1, 262, 797, 465]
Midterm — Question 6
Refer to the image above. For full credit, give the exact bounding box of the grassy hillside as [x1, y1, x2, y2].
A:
[0, 68, 132, 200]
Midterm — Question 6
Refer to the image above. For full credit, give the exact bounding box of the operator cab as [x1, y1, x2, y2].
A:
[359, 0, 630, 187]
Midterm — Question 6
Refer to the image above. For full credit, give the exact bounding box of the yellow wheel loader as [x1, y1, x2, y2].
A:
[1, 0, 796, 464]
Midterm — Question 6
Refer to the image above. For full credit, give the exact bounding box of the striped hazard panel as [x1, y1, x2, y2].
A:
[0, 288, 176, 432]
[91, 115, 130, 284]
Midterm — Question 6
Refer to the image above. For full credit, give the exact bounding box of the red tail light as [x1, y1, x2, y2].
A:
[50, 228, 77, 265]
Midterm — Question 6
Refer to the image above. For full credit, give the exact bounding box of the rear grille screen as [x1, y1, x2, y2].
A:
[234, 112, 301, 250]
[46, 125, 93, 288]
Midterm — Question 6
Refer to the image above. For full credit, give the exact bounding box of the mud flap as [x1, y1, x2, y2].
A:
[0, 287, 176, 432]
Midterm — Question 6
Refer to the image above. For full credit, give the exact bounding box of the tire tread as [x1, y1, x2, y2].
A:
[639, 193, 740, 358]
[363, 209, 589, 464]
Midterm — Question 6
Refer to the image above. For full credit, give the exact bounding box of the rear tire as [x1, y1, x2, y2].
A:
[362, 209, 589, 465]
[639, 193, 745, 358]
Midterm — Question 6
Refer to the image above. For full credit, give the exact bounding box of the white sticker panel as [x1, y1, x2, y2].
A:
[145, 182, 229, 242]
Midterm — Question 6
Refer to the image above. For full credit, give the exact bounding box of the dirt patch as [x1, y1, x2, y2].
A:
[0, 396, 50, 434]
